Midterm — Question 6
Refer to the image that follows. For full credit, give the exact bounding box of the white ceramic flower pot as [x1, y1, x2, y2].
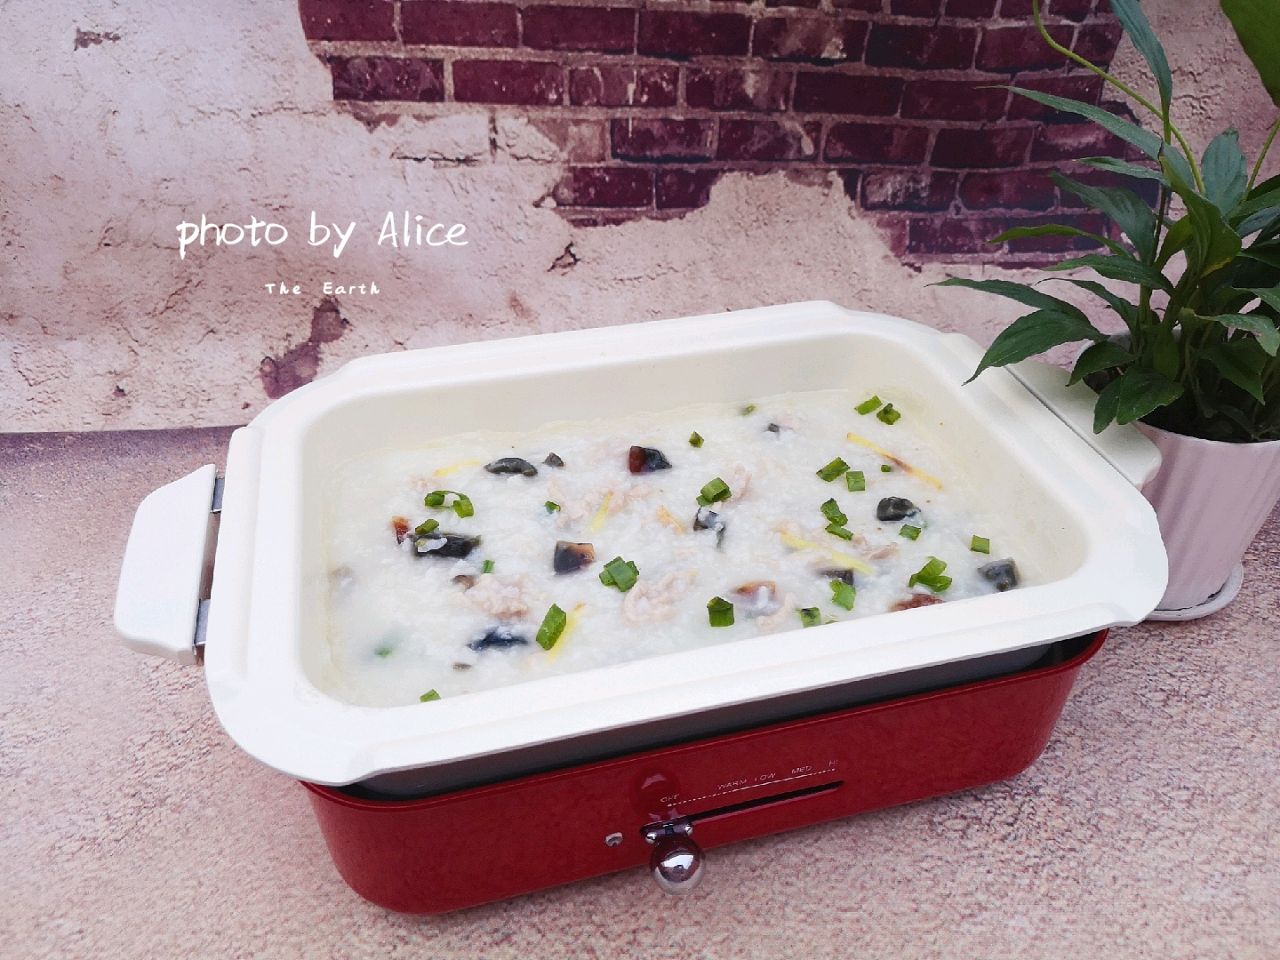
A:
[1137, 422, 1280, 613]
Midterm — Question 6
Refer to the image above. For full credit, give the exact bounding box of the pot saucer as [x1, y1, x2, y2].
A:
[1146, 563, 1245, 622]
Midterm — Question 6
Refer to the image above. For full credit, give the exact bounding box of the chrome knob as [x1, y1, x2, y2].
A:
[643, 818, 705, 895]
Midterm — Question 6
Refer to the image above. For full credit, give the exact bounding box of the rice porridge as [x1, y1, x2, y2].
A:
[321, 389, 1024, 707]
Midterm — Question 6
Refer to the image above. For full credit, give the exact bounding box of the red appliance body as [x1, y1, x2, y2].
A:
[304, 631, 1106, 914]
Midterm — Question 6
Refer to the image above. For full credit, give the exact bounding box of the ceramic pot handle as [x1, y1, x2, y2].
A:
[114, 464, 221, 664]
[1006, 359, 1163, 488]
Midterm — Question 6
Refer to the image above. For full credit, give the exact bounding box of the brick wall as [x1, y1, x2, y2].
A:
[299, 0, 1140, 264]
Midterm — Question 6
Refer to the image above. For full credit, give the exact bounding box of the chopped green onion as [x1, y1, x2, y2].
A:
[900, 524, 922, 541]
[707, 596, 735, 627]
[699, 477, 731, 505]
[856, 395, 883, 415]
[425, 489, 473, 518]
[880, 464, 893, 473]
[826, 522, 854, 541]
[414, 518, 440, 537]
[481, 559, 495, 574]
[908, 556, 952, 593]
[830, 579, 856, 611]
[820, 498, 848, 526]
[545, 501, 561, 514]
[876, 403, 901, 425]
[374, 644, 394, 658]
[970, 535, 991, 554]
[599, 556, 640, 592]
[846, 470, 866, 492]
[741, 404, 757, 415]
[535, 603, 567, 650]
[419, 689, 441, 702]
[689, 431, 704, 448]
[817, 457, 850, 482]
[798, 607, 822, 628]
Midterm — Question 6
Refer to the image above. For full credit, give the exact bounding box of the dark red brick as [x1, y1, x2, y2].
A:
[753, 16, 867, 62]
[522, 5, 636, 54]
[959, 170, 1056, 209]
[825, 122, 930, 164]
[718, 119, 822, 161]
[299, 0, 394, 41]
[866, 25, 978, 70]
[907, 217, 998, 254]
[638, 11, 751, 58]
[686, 67, 791, 112]
[1073, 22, 1124, 65]
[976, 25, 1075, 72]
[1005, 213, 1108, 252]
[945, 0, 998, 15]
[793, 73, 903, 115]
[902, 80, 1007, 121]
[862, 171, 958, 211]
[1031, 123, 1126, 161]
[999, 0, 1034, 13]
[569, 65, 677, 107]
[329, 56, 444, 101]
[932, 127, 1033, 167]
[611, 118, 716, 161]
[766, 0, 820, 7]
[452, 59, 564, 104]
[1056, 165, 1159, 207]
[400, 2, 518, 46]
[889, 0, 942, 14]
[656, 169, 722, 209]
[831, 0, 882, 9]
[554, 167, 653, 207]
[1051, 0, 1095, 21]
[1007, 74, 1105, 121]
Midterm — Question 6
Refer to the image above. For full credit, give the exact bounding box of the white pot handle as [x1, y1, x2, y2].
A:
[1007, 359, 1163, 488]
[114, 464, 220, 665]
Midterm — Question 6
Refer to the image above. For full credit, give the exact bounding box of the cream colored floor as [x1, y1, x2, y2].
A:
[3, 429, 1276, 960]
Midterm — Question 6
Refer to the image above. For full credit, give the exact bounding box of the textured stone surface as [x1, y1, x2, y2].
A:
[2, 428, 1277, 958]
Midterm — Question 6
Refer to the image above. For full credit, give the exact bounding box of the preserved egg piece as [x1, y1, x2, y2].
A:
[979, 558, 1019, 592]
[414, 533, 481, 559]
[544, 452, 565, 468]
[733, 580, 780, 617]
[485, 457, 539, 477]
[451, 573, 478, 589]
[467, 627, 529, 652]
[765, 422, 782, 435]
[628, 445, 672, 474]
[693, 506, 726, 547]
[391, 516, 411, 544]
[876, 497, 919, 521]
[554, 540, 596, 574]
[820, 567, 855, 586]
[891, 594, 944, 612]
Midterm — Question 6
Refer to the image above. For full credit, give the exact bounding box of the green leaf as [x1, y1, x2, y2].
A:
[1007, 87, 1164, 162]
[1110, 0, 1174, 114]
[1240, 244, 1280, 271]
[1220, 301, 1280, 354]
[967, 309, 1106, 382]
[1161, 154, 1243, 277]
[1069, 340, 1136, 385]
[990, 223, 1125, 257]
[1230, 186, 1280, 224]
[932, 277, 1089, 322]
[1202, 130, 1249, 215]
[1221, 0, 1280, 107]
[1079, 156, 1167, 184]
[1046, 253, 1173, 292]
[1058, 279, 1138, 325]
[1093, 367, 1185, 432]
[1238, 208, 1280, 238]
[1249, 172, 1280, 199]
[1201, 340, 1268, 402]
[1156, 216, 1193, 268]
[1051, 172, 1157, 263]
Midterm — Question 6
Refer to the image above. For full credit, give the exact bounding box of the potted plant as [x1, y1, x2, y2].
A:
[938, 0, 1280, 615]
